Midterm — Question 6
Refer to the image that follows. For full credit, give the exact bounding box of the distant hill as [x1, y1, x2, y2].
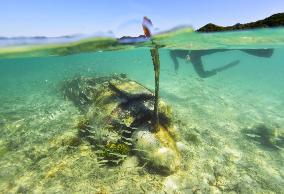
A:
[197, 13, 284, 32]
[0, 35, 84, 47]
[0, 35, 79, 40]
[0, 31, 114, 47]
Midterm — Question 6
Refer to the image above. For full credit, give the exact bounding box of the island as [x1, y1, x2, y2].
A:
[197, 13, 284, 32]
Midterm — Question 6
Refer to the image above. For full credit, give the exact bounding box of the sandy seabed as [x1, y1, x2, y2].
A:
[0, 71, 283, 194]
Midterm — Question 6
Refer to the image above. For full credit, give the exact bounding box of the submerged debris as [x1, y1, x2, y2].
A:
[62, 74, 181, 174]
[243, 124, 284, 150]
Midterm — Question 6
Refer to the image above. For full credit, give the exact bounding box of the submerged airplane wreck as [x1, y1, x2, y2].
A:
[61, 17, 184, 174]
[62, 74, 182, 174]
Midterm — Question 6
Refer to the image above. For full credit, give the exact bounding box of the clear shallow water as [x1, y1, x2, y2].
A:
[0, 28, 284, 193]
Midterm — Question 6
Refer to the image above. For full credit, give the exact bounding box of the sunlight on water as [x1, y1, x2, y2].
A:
[0, 28, 284, 193]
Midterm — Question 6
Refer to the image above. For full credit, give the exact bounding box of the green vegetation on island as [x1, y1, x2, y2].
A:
[197, 13, 284, 32]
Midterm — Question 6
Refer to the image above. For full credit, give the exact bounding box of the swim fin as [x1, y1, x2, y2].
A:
[214, 60, 240, 73]
[241, 49, 274, 58]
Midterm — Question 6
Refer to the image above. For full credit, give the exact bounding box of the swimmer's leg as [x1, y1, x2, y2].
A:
[190, 54, 217, 78]
[190, 51, 240, 78]
[170, 50, 189, 73]
[170, 51, 180, 72]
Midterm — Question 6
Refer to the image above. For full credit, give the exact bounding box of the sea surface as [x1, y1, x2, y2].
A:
[0, 28, 284, 193]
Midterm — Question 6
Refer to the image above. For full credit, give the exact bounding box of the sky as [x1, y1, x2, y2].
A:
[1, 0, 284, 37]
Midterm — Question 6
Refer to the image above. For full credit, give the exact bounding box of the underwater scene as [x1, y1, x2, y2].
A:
[0, 28, 284, 194]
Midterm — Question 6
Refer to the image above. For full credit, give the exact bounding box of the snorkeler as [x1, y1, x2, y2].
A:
[120, 16, 274, 78]
[170, 48, 274, 78]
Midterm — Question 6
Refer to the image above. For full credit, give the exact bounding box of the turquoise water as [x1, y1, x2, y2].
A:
[0, 28, 284, 193]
